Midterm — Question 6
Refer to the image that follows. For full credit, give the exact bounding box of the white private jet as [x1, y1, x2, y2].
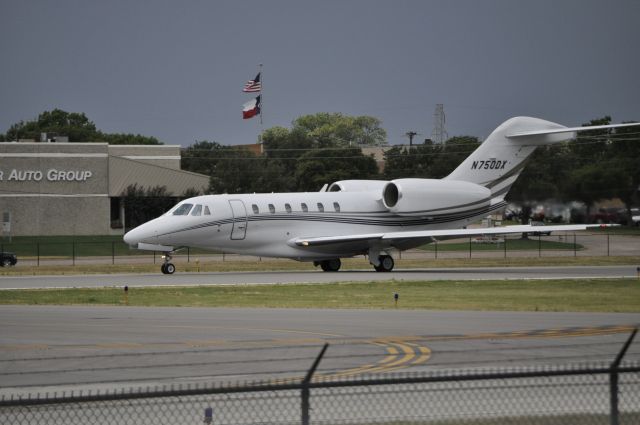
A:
[124, 116, 638, 274]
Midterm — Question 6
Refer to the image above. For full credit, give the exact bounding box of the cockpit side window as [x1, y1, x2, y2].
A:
[204, 206, 211, 215]
[191, 204, 203, 216]
[173, 203, 194, 216]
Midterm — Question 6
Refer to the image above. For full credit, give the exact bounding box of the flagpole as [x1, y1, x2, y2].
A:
[259, 63, 263, 126]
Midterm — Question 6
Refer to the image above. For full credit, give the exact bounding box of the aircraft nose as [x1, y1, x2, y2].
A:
[123, 228, 139, 246]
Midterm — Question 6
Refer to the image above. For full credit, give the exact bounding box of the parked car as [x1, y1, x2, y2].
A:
[632, 209, 640, 226]
[0, 252, 17, 267]
[528, 221, 551, 236]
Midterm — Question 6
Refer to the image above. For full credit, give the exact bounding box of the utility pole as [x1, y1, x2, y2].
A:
[404, 131, 418, 148]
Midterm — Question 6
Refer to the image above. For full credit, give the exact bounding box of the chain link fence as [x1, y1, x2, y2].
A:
[2, 362, 638, 425]
[1, 232, 639, 267]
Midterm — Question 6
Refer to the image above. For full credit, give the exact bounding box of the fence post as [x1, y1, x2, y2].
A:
[504, 237, 507, 259]
[538, 235, 541, 257]
[187, 247, 190, 263]
[469, 237, 472, 258]
[434, 240, 438, 259]
[112, 241, 115, 265]
[573, 234, 577, 257]
[610, 328, 637, 425]
[607, 234, 610, 257]
[37, 242, 40, 267]
[302, 343, 329, 425]
[72, 242, 75, 267]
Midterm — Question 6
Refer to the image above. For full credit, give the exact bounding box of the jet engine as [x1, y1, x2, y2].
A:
[327, 180, 388, 192]
[382, 178, 491, 216]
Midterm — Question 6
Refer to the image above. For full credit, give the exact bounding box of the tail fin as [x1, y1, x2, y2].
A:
[445, 116, 638, 200]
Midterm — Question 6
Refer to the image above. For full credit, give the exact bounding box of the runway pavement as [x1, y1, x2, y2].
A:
[0, 305, 638, 397]
[0, 265, 637, 289]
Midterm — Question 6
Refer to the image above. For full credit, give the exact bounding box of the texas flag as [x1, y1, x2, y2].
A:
[242, 95, 261, 119]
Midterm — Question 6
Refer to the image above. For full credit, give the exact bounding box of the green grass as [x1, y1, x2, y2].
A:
[1, 255, 639, 276]
[1, 278, 638, 312]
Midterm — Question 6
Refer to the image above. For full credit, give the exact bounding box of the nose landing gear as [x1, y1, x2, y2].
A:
[161, 253, 175, 275]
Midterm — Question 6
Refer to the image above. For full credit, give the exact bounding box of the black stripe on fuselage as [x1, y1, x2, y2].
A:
[155, 201, 508, 238]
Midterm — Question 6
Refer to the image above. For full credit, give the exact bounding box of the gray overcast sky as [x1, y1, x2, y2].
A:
[1, 0, 639, 147]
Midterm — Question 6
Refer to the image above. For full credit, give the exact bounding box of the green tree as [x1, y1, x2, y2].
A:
[122, 184, 177, 230]
[288, 112, 387, 148]
[99, 133, 161, 145]
[261, 113, 385, 191]
[1, 109, 163, 145]
[383, 137, 479, 180]
[5, 109, 98, 142]
[565, 164, 630, 218]
[294, 148, 379, 191]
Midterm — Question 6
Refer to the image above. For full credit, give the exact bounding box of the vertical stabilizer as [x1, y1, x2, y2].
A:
[445, 117, 571, 199]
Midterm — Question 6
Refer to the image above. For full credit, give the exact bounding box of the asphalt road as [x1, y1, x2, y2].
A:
[0, 265, 638, 289]
[1, 305, 638, 398]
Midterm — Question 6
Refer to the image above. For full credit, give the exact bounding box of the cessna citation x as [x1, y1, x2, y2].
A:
[124, 117, 639, 274]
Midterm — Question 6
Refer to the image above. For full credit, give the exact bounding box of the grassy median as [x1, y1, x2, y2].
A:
[1, 278, 639, 312]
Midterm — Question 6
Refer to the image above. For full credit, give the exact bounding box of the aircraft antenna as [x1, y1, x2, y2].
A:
[431, 104, 449, 144]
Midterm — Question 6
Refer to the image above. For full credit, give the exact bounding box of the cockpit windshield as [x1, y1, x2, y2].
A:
[172, 203, 194, 216]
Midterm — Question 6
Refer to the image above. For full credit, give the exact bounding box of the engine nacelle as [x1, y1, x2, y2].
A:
[327, 179, 388, 192]
[382, 178, 491, 216]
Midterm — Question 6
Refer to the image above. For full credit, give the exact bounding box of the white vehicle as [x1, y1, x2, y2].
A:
[124, 117, 637, 274]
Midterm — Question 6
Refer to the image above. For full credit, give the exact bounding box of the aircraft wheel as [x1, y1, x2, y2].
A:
[161, 264, 167, 274]
[320, 259, 341, 272]
[374, 255, 394, 272]
[165, 263, 176, 274]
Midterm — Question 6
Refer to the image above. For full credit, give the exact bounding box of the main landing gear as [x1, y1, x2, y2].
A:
[373, 255, 394, 272]
[314, 259, 342, 272]
[161, 253, 176, 275]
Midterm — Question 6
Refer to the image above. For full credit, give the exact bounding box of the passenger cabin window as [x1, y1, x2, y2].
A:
[285, 203, 292, 213]
[301, 203, 308, 212]
[191, 204, 203, 216]
[268, 204, 275, 214]
[317, 203, 324, 212]
[204, 206, 211, 215]
[252, 204, 259, 214]
[333, 202, 340, 212]
[173, 203, 193, 216]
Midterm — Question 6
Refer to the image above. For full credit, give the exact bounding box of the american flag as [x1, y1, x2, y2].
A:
[243, 72, 261, 92]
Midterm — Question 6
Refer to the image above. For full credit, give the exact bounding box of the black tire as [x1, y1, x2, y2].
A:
[320, 259, 341, 272]
[160, 263, 168, 274]
[165, 263, 176, 274]
[375, 255, 394, 272]
[1, 259, 10, 267]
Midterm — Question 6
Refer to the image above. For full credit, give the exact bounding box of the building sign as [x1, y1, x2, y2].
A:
[0, 169, 93, 182]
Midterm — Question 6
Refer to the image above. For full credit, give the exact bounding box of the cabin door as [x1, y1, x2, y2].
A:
[228, 200, 247, 240]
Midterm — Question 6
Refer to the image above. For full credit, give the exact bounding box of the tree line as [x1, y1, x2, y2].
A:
[0, 109, 161, 145]
[181, 114, 639, 224]
[3, 109, 638, 225]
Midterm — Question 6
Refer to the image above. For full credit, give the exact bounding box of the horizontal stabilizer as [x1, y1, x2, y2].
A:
[507, 122, 639, 139]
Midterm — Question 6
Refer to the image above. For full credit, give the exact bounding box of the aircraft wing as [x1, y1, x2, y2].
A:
[293, 224, 614, 247]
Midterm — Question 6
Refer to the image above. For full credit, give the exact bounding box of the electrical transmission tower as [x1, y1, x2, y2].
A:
[431, 104, 448, 144]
